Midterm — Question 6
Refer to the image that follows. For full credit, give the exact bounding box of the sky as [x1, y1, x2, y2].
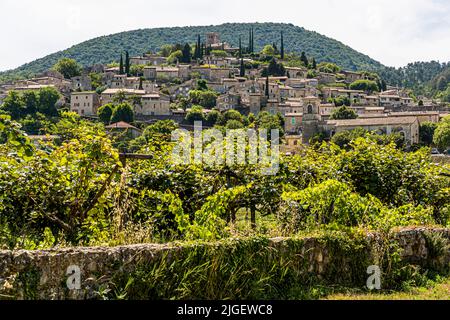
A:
[1, 0, 450, 71]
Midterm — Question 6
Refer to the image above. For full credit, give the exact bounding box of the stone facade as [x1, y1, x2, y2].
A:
[70, 92, 100, 116]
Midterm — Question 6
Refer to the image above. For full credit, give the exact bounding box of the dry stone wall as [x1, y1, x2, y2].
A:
[0, 228, 449, 300]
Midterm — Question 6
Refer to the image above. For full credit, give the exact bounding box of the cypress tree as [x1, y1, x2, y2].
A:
[265, 76, 269, 97]
[182, 43, 192, 63]
[194, 34, 201, 59]
[125, 51, 130, 76]
[300, 52, 308, 67]
[138, 77, 143, 90]
[240, 58, 245, 77]
[312, 58, 317, 69]
[119, 54, 124, 75]
[201, 43, 205, 58]
[194, 43, 199, 60]
[280, 31, 285, 59]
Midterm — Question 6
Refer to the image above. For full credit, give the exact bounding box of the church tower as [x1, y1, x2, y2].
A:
[301, 96, 321, 144]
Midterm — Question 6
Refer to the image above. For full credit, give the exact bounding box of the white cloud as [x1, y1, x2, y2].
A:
[0, 0, 449, 71]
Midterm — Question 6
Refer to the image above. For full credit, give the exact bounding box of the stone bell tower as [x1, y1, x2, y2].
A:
[301, 96, 321, 144]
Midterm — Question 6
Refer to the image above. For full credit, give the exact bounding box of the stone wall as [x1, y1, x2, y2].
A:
[0, 228, 449, 300]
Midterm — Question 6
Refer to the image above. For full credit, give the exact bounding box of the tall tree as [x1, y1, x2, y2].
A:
[181, 43, 192, 63]
[119, 54, 124, 75]
[194, 34, 201, 59]
[240, 58, 245, 77]
[312, 58, 317, 69]
[300, 52, 309, 67]
[125, 51, 130, 76]
[265, 76, 269, 97]
[138, 77, 143, 90]
[280, 31, 285, 59]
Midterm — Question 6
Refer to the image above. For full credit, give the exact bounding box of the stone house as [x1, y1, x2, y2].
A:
[379, 95, 402, 109]
[130, 54, 167, 66]
[138, 93, 171, 116]
[341, 70, 363, 83]
[110, 75, 127, 88]
[285, 67, 308, 79]
[285, 113, 303, 134]
[144, 66, 180, 81]
[318, 72, 337, 85]
[322, 88, 365, 101]
[217, 93, 241, 111]
[70, 92, 100, 116]
[71, 75, 92, 92]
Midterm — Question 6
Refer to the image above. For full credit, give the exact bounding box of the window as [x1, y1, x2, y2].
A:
[291, 117, 296, 125]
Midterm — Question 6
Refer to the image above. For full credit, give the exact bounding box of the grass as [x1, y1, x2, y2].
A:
[324, 277, 450, 300]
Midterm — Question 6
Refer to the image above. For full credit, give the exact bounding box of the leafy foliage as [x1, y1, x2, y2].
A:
[0, 114, 449, 249]
[433, 116, 450, 151]
[330, 106, 358, 120]
[53, 58, 82, 79]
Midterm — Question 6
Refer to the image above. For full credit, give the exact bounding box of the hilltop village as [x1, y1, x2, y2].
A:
[1, 31, 449, 153]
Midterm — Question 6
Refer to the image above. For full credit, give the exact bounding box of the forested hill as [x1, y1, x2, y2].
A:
[0, 22, 384, 81]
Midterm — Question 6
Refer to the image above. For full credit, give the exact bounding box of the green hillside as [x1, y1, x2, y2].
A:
[0, 22, 384, 81]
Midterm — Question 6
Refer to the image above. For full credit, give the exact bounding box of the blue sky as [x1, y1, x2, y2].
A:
[1, 0, 449, 71]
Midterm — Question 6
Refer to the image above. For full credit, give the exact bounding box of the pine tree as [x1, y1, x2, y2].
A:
[280, 31, 285, 60]
[119, 54, 124, 75]
[125, 51, 130, 76]
[240, 58, 245, 77]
